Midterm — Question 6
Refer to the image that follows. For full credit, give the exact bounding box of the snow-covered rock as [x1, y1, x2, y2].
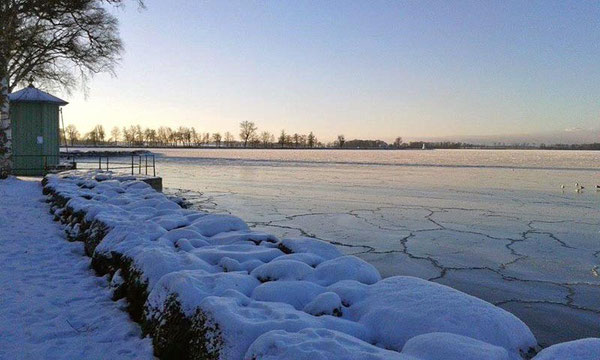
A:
[251, 281, 326, 310]
[278, 237, 343, 260]
[195, 294, 371, 360]
[311, 255, 381, 285]
[401, 332, 511, 360]
[251, 259, 315, 282]
[342, 276, 537, 357]
[42, 171, 554, 360]
[533, 338, 600, 360]
[303, 292, 343, 317]
[245, 328, 415, 360]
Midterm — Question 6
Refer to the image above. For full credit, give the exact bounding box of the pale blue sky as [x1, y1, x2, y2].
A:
[60, 0, 600, 142]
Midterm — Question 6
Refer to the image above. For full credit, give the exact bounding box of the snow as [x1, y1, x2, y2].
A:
[245, 328, 416, 360]
[532, 338, 600, 360]
[147, 270, 260, 316]
[197, 294, 370, 360]
[341, 276, 537, 356]
[40, 170, 599, 360]
[251, 259, 315, 282]
[271, 252, 327, 267]
[402, 332, 511, 360]
[312, 255, 382, 285]
[251, 281, 327, 310]
[279, 236, 343, 259]
[188, 214, 249, 237]
[192, 244, 284, 265]
[303, 292, 343, 317]
[0, 178, 153, 359]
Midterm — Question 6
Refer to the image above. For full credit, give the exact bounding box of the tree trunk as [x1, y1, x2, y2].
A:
[0, 60, 12, 178]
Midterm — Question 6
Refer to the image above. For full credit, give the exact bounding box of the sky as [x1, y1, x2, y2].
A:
[57, 0, 600, 143]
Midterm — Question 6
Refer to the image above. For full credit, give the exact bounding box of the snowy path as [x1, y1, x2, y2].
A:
[0, 178, 154, 360]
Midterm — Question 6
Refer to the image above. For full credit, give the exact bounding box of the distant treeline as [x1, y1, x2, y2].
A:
[60, 122, 600, 150]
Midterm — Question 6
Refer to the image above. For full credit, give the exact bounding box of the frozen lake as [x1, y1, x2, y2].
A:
[79, 147, 600, 346]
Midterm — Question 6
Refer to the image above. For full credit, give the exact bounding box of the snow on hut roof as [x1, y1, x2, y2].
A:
[8, 85, 68, 106]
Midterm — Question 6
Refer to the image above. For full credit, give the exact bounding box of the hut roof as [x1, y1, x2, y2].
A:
[8, 85, 68, 106]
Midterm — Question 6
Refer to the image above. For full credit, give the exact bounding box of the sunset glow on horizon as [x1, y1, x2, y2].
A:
[55, 1, 600, 143]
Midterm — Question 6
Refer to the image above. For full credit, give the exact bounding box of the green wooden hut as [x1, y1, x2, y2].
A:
[8, 85, 68, 175]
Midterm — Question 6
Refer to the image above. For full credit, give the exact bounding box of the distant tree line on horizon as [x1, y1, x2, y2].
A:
[60, 122, 600, 151]
[61, 121, 409, 149]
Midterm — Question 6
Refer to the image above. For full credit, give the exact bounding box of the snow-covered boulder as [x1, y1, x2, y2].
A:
[147, 270, 260, 317]
[311, 255, 381, 285]
[192, 293, 371, 360]
[245, 328, 415, 360]
[401, 332, 511, 360]
[251, 259, 315, 282]
[340, 276, 537, 357]
[251, 281, 326, 310]
[533, 338, 600, 360]
[43, 171, 548, 360]
[303, 292, 343, 317]
[278, 237, 343, 260]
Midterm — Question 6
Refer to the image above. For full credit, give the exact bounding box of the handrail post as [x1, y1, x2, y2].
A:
[131, 155, 134, 175]
[99, 156, 102, 170]
[106, 156, 109, 171]
[153, 155, 155, 177]
[138, 156, 141, 174]
[145, 155, 148, 175]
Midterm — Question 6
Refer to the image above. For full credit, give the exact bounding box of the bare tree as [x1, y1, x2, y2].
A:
[239, 121, 257, 148]
[190, 127, 198, 146]
[0, 0, 143, 175]
[260, 131, 272, 147]
[212, 132, 222, 147]
[224, 131, 234, 147]
[157, 126, 169, 145]
[65, 124, 79, 146]
[278, 130, 287, 148]
[202, 132, 210, 145]
[110, 126, 121, 144]
[96, 125, 105, 143]
[307, 131, 316, 148]
[144, 128, 156, 145]
[293, 133, 300, 148]
[85, 125, 104, 145]
[337, 134, 345, 148]
[393, 137, 403, 149]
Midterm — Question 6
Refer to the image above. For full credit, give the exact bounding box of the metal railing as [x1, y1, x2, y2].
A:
[1, 154, 156, 177]
[69, 154, 156, 176]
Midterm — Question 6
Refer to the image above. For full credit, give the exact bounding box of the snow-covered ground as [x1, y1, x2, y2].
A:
[0, 177, 154, 360]
[4, 171, 598, 360]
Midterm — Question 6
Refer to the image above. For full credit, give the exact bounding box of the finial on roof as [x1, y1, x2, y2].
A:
[28, 77, 35, 88]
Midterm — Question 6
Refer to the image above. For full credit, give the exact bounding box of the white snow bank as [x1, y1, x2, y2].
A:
[0, 177, 154, 359]
[402, 332, 511, 360]
[42, 171, 551, 360]
[245, 328, 415, 360]
[197, 294, 370, 360]
[147, 270, 260, 316]
[533, 338, 600, 360]
[343, 276, 537, 357]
